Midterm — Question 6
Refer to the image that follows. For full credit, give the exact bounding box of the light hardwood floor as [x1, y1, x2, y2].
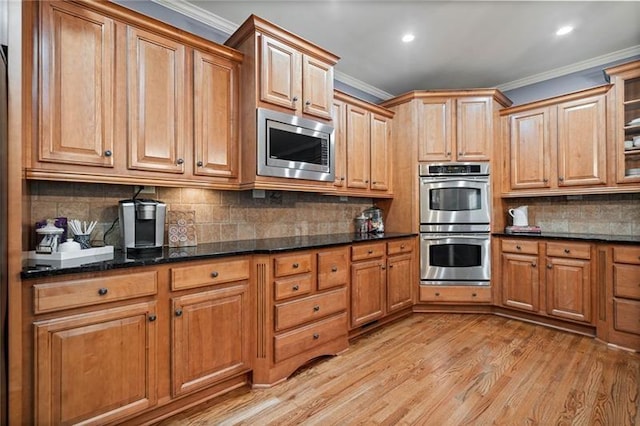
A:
[158, 314, 640, 425]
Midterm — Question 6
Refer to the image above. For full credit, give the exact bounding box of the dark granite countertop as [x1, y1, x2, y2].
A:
[494, 231, 640, 244]
[21, 232, 417, 280]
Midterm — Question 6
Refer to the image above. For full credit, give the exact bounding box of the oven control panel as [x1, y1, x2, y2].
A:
[419, 162, 489, 176]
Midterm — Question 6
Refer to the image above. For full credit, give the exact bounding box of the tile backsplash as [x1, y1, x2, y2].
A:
[28, 182, 373, 249]
[504, 193, 640, 235]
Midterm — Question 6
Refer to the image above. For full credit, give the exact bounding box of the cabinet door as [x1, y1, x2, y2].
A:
[456, 97, 492, 161]
[387, 254, 413, 313]
[193, 50, 238, 178]
[370, 113, 391, 192]
[501, 252, 539, 312]
[34, 302, 157, 425]
[546, 257, 592, 323]
[302, 54, 333, 119]
[260, 35, 301, 111]
[418, 98, 453, 162]
[350, 259, 385, 328]
[345, 104, 371, 190]
[557, 95, 607, 187]
[508, 107, 552, 190]
[39, 1, 115, 167]
[172, 282, 251, 397]
[127, 26, 186, 173]
[332, 99, 347, 187]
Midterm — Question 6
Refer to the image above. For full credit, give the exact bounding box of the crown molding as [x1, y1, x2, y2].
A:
[498, 45, 640, 92]
[150, 0, 239, 34]
[334, 70, 394, 101]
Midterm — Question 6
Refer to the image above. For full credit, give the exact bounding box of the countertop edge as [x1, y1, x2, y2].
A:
[493, 231, 640, 244]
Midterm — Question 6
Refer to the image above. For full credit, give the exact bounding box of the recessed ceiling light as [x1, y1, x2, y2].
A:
[556, 26, 574, 36]
[402, 34, 415, 43]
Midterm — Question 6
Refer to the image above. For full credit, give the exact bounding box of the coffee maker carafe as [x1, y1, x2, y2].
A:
[119, 199, 166, 253]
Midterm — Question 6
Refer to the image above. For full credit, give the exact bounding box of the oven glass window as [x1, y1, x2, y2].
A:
[430, 188, 481, 211]
[429, 243, 481, 267]
[268, 127, 325, 165]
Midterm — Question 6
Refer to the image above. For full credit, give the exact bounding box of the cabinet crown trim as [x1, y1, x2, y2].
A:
[500, 84, 612, 116]
[334, 90, 395, 118]
[379, 89, 512, 109]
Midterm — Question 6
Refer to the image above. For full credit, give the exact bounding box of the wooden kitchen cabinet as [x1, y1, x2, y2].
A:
[386, 239, 415, 312]
[351, 257, 386, 327]
[501, 247, 540, 312]
[501, 86, 610, 195]
[332, 98, 347, 188]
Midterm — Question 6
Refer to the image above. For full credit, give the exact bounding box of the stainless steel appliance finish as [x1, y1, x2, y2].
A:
[257, 107, 335, 182]
[419, 163, 490, 228]
[119, 199, 166, 250]
[419, 163, 491, 286]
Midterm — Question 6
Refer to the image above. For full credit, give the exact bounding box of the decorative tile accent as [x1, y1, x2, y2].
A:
[167, 210, 197, 247]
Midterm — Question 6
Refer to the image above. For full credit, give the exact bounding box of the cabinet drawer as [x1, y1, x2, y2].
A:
[614, 299, 640, 335]
[274, 252, 313, 278]
[318, 247, 349, 290]
[171, 258, 250, 290]
[352, 242, 385, 261]
[419, 286, 491, 303]
[613, 246, 640, 265]
[274, 312, 347, 363]
[33, 271, 157, 314]
[387, 239, 414, 256]
[274, 274, 313, 301]
[275, 288, 347, 331]
[501, 239, 538, 255]
[546, 241, 591, 260]
[613, 264, 640, 300]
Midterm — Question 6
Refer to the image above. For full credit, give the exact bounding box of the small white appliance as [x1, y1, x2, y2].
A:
[508, 206, 529, 227]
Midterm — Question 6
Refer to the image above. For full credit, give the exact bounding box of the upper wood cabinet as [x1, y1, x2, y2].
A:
[334, 90, 394, 197]
[39, 1, 116, 168]
[605, 60, 640, 186]
[28, 1, 243, 188]
[501, 86, 610, 196]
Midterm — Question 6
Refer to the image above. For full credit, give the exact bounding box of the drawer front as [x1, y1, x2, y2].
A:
[274, 274, 313, 301]
[352, 242, 385, 261]
[613, 264, 640, 300]
[613, 246, 640, 265]
[274, 252, 313, 278]
[387, 239, 414, 256]
[274, 312, 347, 363]
[546, 241, 591, 260]
[419, 286, 491, 303]
[501, 239, 538, 255]
[171, 258, 250, 290]
[614, 299, 640, 335]
[275, 287, 347, 331]
[34, 271, 158, 314]
[318, 247, 349, 290]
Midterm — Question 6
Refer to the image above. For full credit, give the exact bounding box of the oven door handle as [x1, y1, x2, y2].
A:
[421, 235, 489, 240]
[421, 178, 489, 184]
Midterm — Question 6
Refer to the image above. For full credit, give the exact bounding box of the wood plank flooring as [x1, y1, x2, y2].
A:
[158, 314, 640, 425]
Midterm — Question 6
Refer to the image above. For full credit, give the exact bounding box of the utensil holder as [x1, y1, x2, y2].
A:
[73, 234, 92, 249]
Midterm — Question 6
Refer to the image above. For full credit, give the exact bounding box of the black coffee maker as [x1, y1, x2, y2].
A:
[118, 199, 166, 254]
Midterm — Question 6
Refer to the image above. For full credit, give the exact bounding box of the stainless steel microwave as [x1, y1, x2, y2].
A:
[257, 108, 335, 182]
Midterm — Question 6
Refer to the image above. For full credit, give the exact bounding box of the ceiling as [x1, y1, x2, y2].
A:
[159, 1, 640, 99]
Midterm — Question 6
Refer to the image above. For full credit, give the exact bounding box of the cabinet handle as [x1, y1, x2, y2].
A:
[547, 264, 553, 269]
[148, 314, 157, 322]
[292, 284, 299, 291]
[435, 292, 440, 296]
[458, 152, 463, 156]
[389, 264, 394, 268]
[558, 177, 564, 182]
[446, 152, 451, 156]
[177, 158, 184, 165]
[381, 265, 386, 270]
[340, 177, 345, 181]
[104, 150, 112, 157]
[293, 96, 299, 102]
[211, 271, 219, 278]
[543, 178, 549, 183]
[531, 262, 537, 267]
[564, 248, 570, 254]
[305, 100, 311, 106]
[368, 250, 373, 254]
[197, 160, 203, 167]
[98, 288, 108, 296]
[293, 263, 299, 269]
[472, 293, 477, 297]
[400, 244, 405, 249]
[313, 333, 320, 339]
[365, 180, 369, 183]
[331, 266, 338, 272]
[175, 309, 183, 317]
[372, 181, 377, 185]
[516, 245, 521, 250]
[313, 305, 320, 312]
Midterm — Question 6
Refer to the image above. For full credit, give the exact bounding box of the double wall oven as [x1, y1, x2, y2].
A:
[419, 163, 491, 286]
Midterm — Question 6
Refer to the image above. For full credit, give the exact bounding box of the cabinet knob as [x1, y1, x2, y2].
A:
[197, 160, 203, 167]
[293, 96, 299, 102]
[98, 288, 108, 296]
[472, 293, 477, 297]
[292, 284, 299, 291]
[177, 158, 184, 165]
[516, 245, 521, 250]
[148, 314, 157, 322]
[305, 100, 311, 106]
[458, 152, 463, 156]
[435, 292, 440, 296]
[368, 250, 373, 254]
[564, 248, 570, 254]
[372, 181, 377, 185]
[313, 333, 320, 339]
[543, 178, 549, 183]
[340, 177, 345, 181]
[211, 271, 219, 278]
[446, 152, 451, 156]
[381, 265, 386, 270]
[104, 150, 112, 157]
[331, 266, 338, 272]
[175, 309, 183, 317]
[531, 262, 537, 268]
[389, 264, 394, 268]
[558, 177, 564, 182]
[313, 305, 320, 312]
[365, 180, 369, 184]
[293, 263, 299, 268]
[547, 264, 553, 269]
[400, 244, 405, 249]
